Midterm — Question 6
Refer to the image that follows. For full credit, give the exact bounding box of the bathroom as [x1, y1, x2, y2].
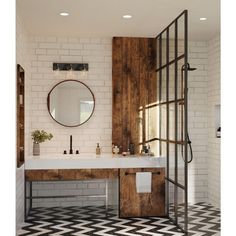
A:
[1, 0, 227, 235]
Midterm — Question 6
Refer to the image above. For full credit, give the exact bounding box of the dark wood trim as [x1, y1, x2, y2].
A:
[17, 64, 25, 168]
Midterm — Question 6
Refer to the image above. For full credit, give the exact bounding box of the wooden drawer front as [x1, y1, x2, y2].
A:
[25, 170, 59, 181]
[119, 168, 165, 218]
[25, 169, 119, 181]
[58, 169, 118, 180]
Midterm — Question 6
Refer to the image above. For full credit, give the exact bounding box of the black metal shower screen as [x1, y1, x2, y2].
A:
[155, 10, 188, 234]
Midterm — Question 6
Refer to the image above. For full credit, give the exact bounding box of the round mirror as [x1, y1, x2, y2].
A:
[47, 80, 95, 127]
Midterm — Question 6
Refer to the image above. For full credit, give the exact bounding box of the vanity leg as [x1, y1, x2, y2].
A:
[24, 180, 27, 221]
[29, 181, 32, 211]
[105, 180, 108, 216]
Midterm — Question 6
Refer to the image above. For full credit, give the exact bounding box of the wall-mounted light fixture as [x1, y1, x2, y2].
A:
[53, 63, 89, 71]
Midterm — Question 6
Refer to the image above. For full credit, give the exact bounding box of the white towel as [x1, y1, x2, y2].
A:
[136, 172, 152, 193]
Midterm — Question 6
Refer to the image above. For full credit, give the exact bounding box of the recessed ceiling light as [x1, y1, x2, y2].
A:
[123, 14, 132, 19]
[60, 12, 69, 16]
[200, 17, 207, 21]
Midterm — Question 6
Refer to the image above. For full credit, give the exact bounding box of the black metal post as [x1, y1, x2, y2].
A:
[159, 35, 162, 156]
[166, 27, 170, 217]
[29, 181, 32, 211]
[174, 19, 178, 224]
[184, 10, 189, 234]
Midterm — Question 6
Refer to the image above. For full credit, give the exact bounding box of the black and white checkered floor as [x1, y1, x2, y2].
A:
[18, 202, 220, 236]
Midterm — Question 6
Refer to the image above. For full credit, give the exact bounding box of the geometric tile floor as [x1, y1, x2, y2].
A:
[17, 202, 220, 236]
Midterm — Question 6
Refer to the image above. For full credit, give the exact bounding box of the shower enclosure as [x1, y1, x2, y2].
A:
[155, 10, 189, 233]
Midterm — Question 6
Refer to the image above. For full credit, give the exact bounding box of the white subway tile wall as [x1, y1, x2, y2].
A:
[188, 41, 208, 204]
[27, 37, 112, 156]
[207, 36, 220, 208]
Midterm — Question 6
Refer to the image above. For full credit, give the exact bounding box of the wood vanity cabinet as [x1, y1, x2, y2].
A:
[119, 168, 165, 217]
[25, 169, 119, 181]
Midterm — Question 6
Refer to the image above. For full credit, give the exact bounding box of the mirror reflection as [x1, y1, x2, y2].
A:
[47, 80, 95, 127]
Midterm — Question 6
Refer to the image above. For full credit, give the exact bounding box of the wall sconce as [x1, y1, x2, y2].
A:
[53, 63, 89, 71]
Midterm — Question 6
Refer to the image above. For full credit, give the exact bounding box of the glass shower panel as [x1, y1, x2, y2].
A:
[160, 105, 167, 140]
[155, 10, 188, 234]
[168, 181, 175, 221]
[156, 36, 161, 69]
[156, 71, 160, 104]
[177, 58, 185, 100]
[169, 24, 175, 62]
[177, 17, 185, 57]
[161, 32, 167, 67]
[169, 63, 175, 101]
[169, 103, 175, 141]
[177, 187, 186, 230]
[147, 105, 158, 141]
[169, 143, 175, 181]
[139, 108, 143, 146]
[150, 140, 159, 156]
[161, 70, 167, 103]
[177, 144, 185, 187]
[161, 141, 167, 157]
[177, 102, 185, 142]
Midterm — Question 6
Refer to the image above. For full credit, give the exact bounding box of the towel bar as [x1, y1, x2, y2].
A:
[125, 171, 161, 175]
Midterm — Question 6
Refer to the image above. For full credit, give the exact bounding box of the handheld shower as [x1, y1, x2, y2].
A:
[180, 63, 196, 164]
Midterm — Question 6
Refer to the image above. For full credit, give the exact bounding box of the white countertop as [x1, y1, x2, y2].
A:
[25, 154, 166, 170]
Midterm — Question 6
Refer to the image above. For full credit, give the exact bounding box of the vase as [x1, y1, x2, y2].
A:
[33, 142, 40, 156]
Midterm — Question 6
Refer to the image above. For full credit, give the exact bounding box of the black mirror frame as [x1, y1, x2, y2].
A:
[47, 79, 95, 127]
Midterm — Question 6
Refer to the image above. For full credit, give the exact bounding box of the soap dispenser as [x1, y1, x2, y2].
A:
[96, 143, 101, 155]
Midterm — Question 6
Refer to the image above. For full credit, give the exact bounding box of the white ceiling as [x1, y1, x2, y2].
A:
[17, 0, 220, 40]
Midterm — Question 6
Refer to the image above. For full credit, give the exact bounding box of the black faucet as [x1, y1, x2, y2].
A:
[69, 135, 73, 154]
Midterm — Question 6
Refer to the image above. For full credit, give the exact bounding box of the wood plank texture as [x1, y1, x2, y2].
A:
[112, 37, 157, 154]
[112, 38, 123, 149]
[25, 169, 118, 181]
[119, 168, 165, 217]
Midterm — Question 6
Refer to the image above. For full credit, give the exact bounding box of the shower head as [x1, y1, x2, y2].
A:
[188, 66, 197, 71]
[181, 63, 197, 71]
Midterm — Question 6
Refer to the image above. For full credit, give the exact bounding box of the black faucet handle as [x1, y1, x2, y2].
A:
[69, 135, 73, 154]
[76, 150, 79, 154]
[63, 150, 67, 154]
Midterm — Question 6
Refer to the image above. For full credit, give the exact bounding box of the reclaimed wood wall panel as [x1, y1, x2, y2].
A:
[112, 38, 123, 149]
[119, 168, 165, 217]
[121, 38, 129, 152]
[112, 37, 156, 154]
